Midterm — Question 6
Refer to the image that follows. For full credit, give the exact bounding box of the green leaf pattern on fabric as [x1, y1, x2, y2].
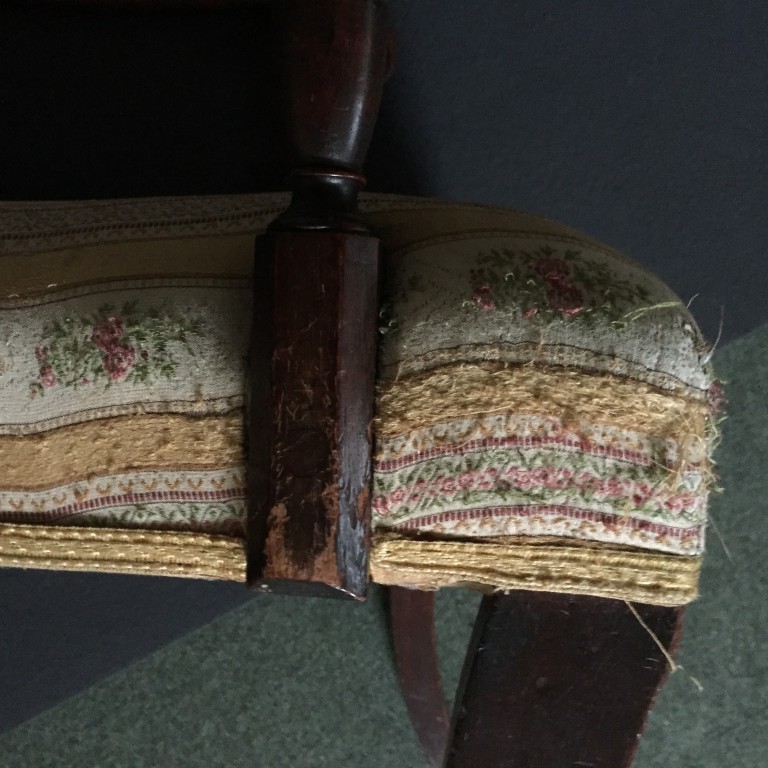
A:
[30, 302, 205, 396]
[466, 245, 655, 324]
[69, 501, 246, 533]
[374, 446, 704, 526]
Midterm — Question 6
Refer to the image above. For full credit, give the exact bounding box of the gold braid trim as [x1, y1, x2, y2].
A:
[376, 363, 708, 442]
[0, 524, 701, 602]
[0, 523, 246, 581]
[378, 343, 708, 400]
[370, 533, 700, 606]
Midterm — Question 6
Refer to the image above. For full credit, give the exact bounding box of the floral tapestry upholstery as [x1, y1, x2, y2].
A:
[0, 195, 718, 603]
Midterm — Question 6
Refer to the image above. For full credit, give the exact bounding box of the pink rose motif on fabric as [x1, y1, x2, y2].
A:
[91, 316, 125, 351]
[534, 255, 585, 316]
[548, 283, 585, 317]
[465, 245, 658, 324]
[39, 365, 57, 389]
[29, 302, 204, 397]
[534, 256, 570, 286]
[34, 346, 58, 389]
[101, 344, 137, 382]
[90, 316, 137, 382]
[471, 285, 496, 312]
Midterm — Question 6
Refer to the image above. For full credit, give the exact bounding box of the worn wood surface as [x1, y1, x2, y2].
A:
[389, 588, 451, 768]
[444, 591, 685, 768]
[247, 1, 391, 598]
[248, 231, 379, 597]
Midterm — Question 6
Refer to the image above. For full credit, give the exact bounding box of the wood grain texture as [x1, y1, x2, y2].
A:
[445, 591, 684, 768]
[246, 0, 390, 598]
[248, 231, 379, 598]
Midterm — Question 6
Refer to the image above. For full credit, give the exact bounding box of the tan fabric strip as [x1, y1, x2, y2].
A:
[364, 206, 617, 260]
[378, 343, 708, 400]
[370, 535, 700, 606]
[1, 397, 245, 438]
[0, 523, 246, 581]
[0, 235, 255, 295]
[376, 363, 708, 441]
[0, 413, 244, 489]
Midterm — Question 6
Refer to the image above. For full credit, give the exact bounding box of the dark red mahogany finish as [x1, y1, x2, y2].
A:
[444, 592, 684, 768]
[247, 0, 391, 599]
[390, 590, 684, 767]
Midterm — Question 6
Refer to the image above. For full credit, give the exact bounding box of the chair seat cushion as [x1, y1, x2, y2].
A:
[367, 204, 718, 605]
[0, 195, 719, 604]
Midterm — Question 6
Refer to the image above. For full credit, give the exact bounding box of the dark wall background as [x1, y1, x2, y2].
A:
[1, 0, 765, 735]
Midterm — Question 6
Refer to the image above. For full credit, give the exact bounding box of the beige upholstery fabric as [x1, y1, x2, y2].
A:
[0, 195, 718, 603]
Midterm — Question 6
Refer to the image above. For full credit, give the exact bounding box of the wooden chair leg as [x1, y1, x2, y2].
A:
[389, 587, 450, 768]
[246, 0, 392, 599]
[391, 589, 684, 768]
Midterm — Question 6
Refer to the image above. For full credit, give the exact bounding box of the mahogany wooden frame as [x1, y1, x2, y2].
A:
[391, 590, 683, 768]
[247, 0, 391, 599]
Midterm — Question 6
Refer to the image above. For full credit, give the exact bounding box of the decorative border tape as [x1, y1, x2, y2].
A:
[0, 523, 247, 582]
[377, 434, 657, 472]
[376, 363, 708, 440]
[2, 488, 246, 518]
[370, 534, 701, 606]
[393, 505, 702, 542]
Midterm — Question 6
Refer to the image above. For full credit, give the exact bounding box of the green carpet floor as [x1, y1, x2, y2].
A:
[1, 326, 766, 768]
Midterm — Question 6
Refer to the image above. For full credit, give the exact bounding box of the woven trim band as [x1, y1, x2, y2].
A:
[0, 523, 246, 581]
[376, 363, 708, 440]
[370, 534, 701, 606]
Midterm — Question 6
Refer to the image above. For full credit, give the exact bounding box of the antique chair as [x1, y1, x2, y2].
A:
[0, 2, 719, 766]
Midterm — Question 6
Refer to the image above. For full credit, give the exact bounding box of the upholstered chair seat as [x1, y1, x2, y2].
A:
[0, 194, 717, 608]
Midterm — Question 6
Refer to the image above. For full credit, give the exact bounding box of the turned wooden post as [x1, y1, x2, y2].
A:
[247, 0, 392, 599]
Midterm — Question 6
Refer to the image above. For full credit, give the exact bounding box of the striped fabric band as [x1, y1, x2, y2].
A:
[0, 195, 719, 601]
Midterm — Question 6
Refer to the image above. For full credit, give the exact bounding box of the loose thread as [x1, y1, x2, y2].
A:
[706, 304, 725, 362]
[707, 510, 733, 563]
[625, 600, 705, 694]
[618, 301, 683, 324]
[625, 600, 680, 673]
